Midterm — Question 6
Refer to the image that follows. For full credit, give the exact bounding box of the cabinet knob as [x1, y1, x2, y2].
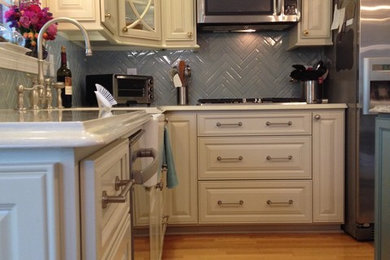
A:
[122, 27, 128, 32]
[303, 30, 309, 36]
[105, 13, 111, 19]
[314, 114, 321, 120]
[187, 32, 193, 38]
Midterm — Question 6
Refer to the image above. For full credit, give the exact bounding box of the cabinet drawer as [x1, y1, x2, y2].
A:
[197, 112, 312, 136]
[199, 180, 312, 224]
[198, 136, 311, 180]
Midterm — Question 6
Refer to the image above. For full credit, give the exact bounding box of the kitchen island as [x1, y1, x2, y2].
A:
[0, 109, 151, 260]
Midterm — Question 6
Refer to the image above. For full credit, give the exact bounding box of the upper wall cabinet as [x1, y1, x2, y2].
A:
[47, 0, 198, 49]
[288, 0, 333, 49]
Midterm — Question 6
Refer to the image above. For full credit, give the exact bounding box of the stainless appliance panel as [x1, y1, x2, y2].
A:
[326, 0, 390, 240]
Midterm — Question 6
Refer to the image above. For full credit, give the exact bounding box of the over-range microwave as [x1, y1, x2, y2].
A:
[197, 0, 301, 31]
[85, 74, 154, 106]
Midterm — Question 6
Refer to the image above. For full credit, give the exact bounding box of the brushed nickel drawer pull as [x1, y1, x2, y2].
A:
[217, 156, 243, 161]
[216, 122, 243, 127]
[266, 199, 294, 206]
[102, 179, 134, 209]
[265, 121, 293, 126]
[217, 200, 244, 207]
[266, 155, 293, 161]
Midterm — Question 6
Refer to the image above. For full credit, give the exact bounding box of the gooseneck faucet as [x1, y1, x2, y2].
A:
[36, 17, 92, 108]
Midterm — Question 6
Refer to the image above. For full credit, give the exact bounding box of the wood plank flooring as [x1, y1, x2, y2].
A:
[162, 233, 374, 260]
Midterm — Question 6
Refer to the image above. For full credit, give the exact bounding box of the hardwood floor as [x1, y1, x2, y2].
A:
[162, 233, 374, 260]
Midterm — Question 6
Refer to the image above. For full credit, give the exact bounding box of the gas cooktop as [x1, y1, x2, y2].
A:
[197, 98, 306, 105]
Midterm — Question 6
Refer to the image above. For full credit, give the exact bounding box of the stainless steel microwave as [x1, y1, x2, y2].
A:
[85, 74, 154, 106]
[197, 0, 301, 31]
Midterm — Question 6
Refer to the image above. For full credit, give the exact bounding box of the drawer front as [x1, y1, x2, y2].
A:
[198, 112, 312, 136]
[198, 136, 311, 179]
[199, 180, 312, 223]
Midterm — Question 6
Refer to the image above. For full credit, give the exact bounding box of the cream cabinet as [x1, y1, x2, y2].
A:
[312, 110, 345, 223]
[80, 138, 132, 260]
[47, 0, 198, 48]
[0, 163, 60, 260]
[46, 0, 102, 30]
[161, 0, 197, 48]
[166, 108, 345, 226]
[165, 112, 198, 224]
[288, 0, 333, 49]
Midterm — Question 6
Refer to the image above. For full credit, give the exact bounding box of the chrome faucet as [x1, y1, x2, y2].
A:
[34, 17, 92, 109]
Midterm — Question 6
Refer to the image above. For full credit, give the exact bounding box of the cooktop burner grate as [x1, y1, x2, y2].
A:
[197, 97, 306, 104]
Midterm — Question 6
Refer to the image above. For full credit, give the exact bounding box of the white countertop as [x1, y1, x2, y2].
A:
[159, 103, 347, 111]
[0, 109, 151, 148]
[0, 103, 347, 148]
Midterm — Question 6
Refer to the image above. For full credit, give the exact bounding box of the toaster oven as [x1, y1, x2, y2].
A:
[85, 74, 154, 106]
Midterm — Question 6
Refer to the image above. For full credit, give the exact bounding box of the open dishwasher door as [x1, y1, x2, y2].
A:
[130, 113, 168, 260]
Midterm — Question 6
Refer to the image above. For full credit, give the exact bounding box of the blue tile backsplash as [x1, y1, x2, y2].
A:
[0, 31, 324, 108]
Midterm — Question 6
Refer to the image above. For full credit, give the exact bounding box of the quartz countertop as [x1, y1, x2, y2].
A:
[0, 109, 151, 148]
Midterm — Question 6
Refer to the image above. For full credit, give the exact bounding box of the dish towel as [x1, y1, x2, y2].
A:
[163, 126, 178, 189]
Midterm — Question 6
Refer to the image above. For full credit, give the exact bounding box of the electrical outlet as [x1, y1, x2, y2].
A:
[127, 68, 137, 75]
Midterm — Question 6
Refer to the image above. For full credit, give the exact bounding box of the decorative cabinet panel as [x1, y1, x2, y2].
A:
[118, 0, 162, 44]
[288, 0, 333, 49]
[0, 163, 60, 260]
[47, 0, 101, 30]
[80, 139, 132, 260]
[312, 110, 345, 223]
[165, 112, 198, 224]
[162, 0, 197, 48]
[375, 115, 390, 260]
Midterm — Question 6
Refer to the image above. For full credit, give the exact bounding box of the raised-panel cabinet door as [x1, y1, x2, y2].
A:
[301, 0, 332, 39]
[46, 0, 101, 30]
[101, 0, 118, 34]
[162, 0, 197, 48]
[166, 112, 198, 224]
[312, 110, 345, 223]
[0, 163, 60, 260]
[118, 0, 162, 43]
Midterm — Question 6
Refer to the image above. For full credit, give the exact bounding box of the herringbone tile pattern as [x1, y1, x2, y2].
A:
[87, 32, 324, 105]
[1, 32, 324, 109]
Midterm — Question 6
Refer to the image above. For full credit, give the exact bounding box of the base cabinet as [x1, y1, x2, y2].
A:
[375, 115, 390, 260]
[167, 109, 345, 227]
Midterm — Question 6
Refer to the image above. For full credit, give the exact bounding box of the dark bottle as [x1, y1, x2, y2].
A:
[56, 46, 72, 108]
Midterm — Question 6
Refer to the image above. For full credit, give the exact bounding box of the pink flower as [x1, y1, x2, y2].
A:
[19, 16, 31, 28]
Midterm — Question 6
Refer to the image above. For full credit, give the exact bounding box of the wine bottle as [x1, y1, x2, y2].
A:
[56, 46, 72, 108]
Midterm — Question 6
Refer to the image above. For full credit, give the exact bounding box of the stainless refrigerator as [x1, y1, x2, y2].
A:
[326, 0, 390, 240]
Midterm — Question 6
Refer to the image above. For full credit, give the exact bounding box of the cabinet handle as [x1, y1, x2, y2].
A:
[216, 122, 243, 127]
[187, 32, 193, 38]
[105, 13, 111, 19]
[266, 155, 293, 161]
[266, 199, 294, 206]
[303, 30, 309, 36]
[102, 179, 134, 209]
[314, 114, 321, 120]
[265, 121, 292, 126]
[217, 200, 244, 207]
[217, 156, 243, 162]
[122, 26, 128, 32]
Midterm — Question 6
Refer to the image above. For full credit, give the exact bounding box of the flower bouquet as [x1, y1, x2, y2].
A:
[4, 0, 57, 58]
